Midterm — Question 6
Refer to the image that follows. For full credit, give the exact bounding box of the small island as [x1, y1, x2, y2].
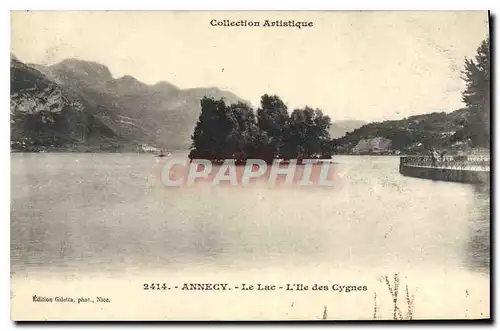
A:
[188, 94, 333, 165]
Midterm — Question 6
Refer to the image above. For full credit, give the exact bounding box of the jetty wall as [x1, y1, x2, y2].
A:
[399, 156, 490, 184]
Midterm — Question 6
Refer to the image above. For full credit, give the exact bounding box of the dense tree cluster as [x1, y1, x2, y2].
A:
[189, 94, 332, 163]
[456, 38, 490, 147]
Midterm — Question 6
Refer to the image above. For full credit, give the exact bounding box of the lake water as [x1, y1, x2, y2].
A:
[10, 153, 490, 320]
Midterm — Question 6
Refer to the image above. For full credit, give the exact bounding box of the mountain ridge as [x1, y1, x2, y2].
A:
[11, 57, 250, 151]
[328, 120, 367, 138]
[16, 57, 451, 154]
[10, 57, 127, 151]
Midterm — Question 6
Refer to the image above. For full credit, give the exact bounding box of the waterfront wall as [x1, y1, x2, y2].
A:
[399, 157, 490, 184]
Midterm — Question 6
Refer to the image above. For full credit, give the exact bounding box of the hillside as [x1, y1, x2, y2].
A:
[329, 120, 367, 138]
[15, 57, 478, 155]
[333, 108, 485, 154]
[10, 57, 129, 152]
[32, 58, 247, 150]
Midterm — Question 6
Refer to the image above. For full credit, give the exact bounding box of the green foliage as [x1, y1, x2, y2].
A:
[190, 97, 230, 157]
[333, 38, 491, 154]
[190, 95, 332, 161]
[257, 94, 289, 155]
[333, 109, 476, 154]
[281, 107, 332, 159]
[457, 38, 490, 147]
[462, 39, 490, 112]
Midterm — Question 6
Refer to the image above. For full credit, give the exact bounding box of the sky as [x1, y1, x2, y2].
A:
[11, 11, 489, 122]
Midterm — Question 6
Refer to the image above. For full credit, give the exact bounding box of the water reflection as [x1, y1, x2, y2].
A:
[10, 154, 492, 277]
[464, 183, 490, 274]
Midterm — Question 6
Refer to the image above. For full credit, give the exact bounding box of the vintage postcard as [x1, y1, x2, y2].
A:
[10, 11, 491, 321]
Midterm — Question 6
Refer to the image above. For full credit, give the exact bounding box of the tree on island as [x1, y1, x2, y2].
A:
[281, 107, 332, 159]
[190, 97, 231, 159]
[454, 37, 490, 148]
[257, 94, 290, 158]
[226, 101, 272, 161]
[189, 95, 333, 163]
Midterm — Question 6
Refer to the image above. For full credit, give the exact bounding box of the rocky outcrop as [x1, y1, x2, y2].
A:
[10, 58, 123, 151]
[351, 137, 392, 154]
[11, 84, 66, 117]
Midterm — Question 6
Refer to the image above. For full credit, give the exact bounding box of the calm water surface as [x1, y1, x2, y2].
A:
[10, 153, 490, 276]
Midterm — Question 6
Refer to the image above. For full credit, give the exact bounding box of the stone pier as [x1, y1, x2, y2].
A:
[399, 156, 490, 184]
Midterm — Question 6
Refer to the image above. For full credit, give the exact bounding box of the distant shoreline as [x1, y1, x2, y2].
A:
[11, 151, 491, 157]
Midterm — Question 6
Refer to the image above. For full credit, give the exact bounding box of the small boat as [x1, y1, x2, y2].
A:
[156, 151, 171, 158]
